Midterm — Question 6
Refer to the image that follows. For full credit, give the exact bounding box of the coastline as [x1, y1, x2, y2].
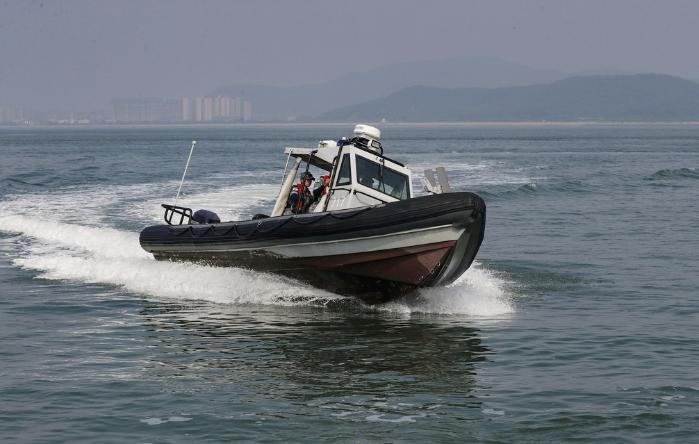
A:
[3, 120, 699, 130]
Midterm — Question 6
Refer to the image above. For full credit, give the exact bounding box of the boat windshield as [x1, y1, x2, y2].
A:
[355, 155, 409, 200]
[336, 153, 352, 186]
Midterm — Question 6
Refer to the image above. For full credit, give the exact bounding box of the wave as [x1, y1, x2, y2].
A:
[0, 177, 45, 191]
[646, 168, 699, 181]
[0, 171, 86, 191]
[378, 263, 514, 317]
[0, 171, 102, 190]
[478, 180, 593, 199]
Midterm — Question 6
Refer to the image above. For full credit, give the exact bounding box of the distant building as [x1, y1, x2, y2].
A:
[181, 97, 192, 121]
[242, 100, 252, 122]
[220, 96, 231, 117]
[213, 97, 221, 118]
[180, 95, 253, 122]
[194, 97, 203, 122]
[203, 97, 213, 121]
[232, 97, 242, 119]
[111, 98, 179, 123]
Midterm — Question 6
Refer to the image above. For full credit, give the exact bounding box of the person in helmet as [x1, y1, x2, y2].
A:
[287, 171, 329, 214]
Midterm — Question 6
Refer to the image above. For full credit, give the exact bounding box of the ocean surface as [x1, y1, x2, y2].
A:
[0, 124, 697, 442]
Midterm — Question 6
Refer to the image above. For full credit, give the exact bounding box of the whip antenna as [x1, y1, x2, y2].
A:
[175, 140, 197, 205]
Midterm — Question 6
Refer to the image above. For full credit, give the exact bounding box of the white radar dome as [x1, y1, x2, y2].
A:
[353, 124, 381, 141]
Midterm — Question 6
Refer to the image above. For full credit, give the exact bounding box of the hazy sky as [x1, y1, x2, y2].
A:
[1, 0, 698, 112]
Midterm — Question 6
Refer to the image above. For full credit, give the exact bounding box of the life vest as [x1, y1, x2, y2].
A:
[294, 183, 305, 212]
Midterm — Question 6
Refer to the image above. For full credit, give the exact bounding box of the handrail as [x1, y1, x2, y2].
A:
[162, 204, 193, 225]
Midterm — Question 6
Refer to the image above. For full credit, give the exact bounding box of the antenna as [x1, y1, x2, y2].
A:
[175, 140, 197, 205]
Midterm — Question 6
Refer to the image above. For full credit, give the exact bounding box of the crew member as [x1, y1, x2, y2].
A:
[287, 172, 330, 214]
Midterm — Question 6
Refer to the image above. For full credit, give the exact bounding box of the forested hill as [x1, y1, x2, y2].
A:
[318, 74, 699, 122]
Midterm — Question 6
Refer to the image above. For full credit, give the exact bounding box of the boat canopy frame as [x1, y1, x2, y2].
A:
[284, 147, 335, 171]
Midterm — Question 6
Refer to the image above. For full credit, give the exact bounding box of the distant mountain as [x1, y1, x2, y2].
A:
[211, 57, 568, 121]
[318, 74, 699, 122]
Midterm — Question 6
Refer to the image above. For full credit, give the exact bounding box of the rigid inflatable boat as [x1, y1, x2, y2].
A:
[140, 125, 485, 304]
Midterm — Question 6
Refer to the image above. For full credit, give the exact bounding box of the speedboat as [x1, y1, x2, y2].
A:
[139, 125, 485, 304]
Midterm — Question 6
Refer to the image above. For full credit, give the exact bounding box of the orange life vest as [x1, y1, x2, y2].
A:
[294, 183, 305, 212]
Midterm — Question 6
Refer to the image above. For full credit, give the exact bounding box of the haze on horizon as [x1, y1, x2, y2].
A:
[1, 0, 698, 114]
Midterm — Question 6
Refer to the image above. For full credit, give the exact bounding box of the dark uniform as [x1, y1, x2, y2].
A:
[287, 172, 325, 214]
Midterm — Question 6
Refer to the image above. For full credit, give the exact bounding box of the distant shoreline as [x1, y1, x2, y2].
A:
[3, 121, 699, 130]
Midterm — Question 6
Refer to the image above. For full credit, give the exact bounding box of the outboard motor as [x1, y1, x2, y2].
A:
[192, 209, 220, 224]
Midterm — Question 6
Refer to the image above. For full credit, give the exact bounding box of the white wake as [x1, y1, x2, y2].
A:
[0, 216, 339, 306]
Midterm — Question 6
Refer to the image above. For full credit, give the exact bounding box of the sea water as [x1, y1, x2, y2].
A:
[0, 124, 697, 442]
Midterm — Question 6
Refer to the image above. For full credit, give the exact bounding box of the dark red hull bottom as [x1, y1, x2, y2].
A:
[298, 241, 456, 285]
[154, 240, 460, 304]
